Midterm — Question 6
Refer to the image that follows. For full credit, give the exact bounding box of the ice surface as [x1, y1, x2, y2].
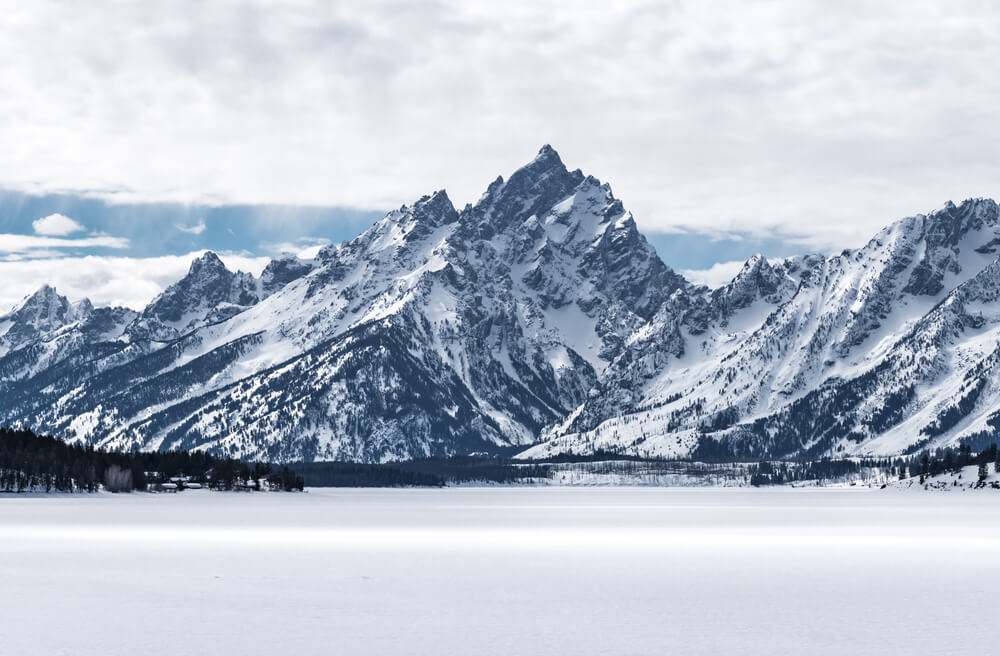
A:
[1, 488, 997, 655]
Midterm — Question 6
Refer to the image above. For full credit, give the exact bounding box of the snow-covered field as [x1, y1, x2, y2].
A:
[1, 487, 996, 655]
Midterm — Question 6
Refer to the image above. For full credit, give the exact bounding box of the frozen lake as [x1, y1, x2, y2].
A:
[1, 487, 996, 655]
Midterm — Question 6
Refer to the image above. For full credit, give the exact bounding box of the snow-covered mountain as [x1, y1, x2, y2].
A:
[0, 146, 685, 461]
[2, 148, 1000, 463]
[524, 197, 1000, 461]
[126, 251, 262, 342]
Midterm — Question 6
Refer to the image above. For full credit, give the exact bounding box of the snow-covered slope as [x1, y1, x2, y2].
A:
[4, 147, 1000, 463]
[1, 285, 96, 357]
[0, 146, 687, 462]
[126, 251, 265, 342]
[524, 198, 1000, 460]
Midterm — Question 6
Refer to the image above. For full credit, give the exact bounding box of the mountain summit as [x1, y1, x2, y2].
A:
[0, 147, 686, 461]
[524, 197, 1000, 461]
[1, 151, 999, 463]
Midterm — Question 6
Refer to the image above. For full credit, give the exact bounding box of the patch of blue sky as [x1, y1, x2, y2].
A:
[0, 187, 815, 273]
[643, 231, 810, 271]
[0, 188, 383, 259]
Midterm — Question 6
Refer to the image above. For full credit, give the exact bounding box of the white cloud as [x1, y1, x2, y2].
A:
[0, 2, 997, 251]
[176, 220, 207, 235]
[260, 237, 330, 258]
[681, 260, 748, 289]
[295, 244, 327, 259]
[32, 213, 85, 236]
[0, 251, 270, 312]
[0, 233, 129, 257]
[0, 249, 65, 262]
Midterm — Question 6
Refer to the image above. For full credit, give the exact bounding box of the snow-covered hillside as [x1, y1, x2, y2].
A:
[524, 198, 1000, 461]
[0, 146, 684, 462]
[3, 147, 1000, 463]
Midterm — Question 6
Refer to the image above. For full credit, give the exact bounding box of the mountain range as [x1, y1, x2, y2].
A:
[2, 146, 1000, 463]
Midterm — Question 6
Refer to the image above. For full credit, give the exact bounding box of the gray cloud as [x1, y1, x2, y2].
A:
[0, 1, 997, 251]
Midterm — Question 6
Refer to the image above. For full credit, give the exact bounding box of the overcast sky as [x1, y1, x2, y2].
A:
[1, 0, 998, 308]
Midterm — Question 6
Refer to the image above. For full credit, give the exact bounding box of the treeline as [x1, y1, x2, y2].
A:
[910, 443, 1000, 483]
[748, 444, 1000, 486]
[748, 458, 881, 486]
[291, 461, 445, 487]
[293, 456, 550, 486]
[525, 449, 669, 464]
[0, 427, 303, 493]
[394, 456, 549, 484]
[11, 423, 998, 492]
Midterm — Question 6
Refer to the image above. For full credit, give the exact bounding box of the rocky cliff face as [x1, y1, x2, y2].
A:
[523, 198, 1000, 461]
[0, 147, 688, 461]
[3, 148, 1000, 462]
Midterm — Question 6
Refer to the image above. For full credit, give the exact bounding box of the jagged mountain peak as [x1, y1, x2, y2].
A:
[718, 253, 774, 288]
[14, 153, 1000, 466]
[890, 197, 998, 238]
[2, 286, 115, 338]
[525, 196, 1000, 463]
[937, 196, 994, 213]
[260, 253, 316, 296]
[922, 197, 998, 239]
[724, 254, 782, 290]
[524, 143, 577, 177]
[0, 285, 83, 357]
[536, 143, 558, 157]
[512, 143, 566, 177]
[28, 282, 57, 296]
[462, 145, 587, 238]
[182, 250, 231, 280]
[3, 284, 77, 324]
[192, 249, 226, 267]
[741, 252, 767, 269]
[149, 252, 236, 311]
[700, 253, 796, 323]
[409, 189, 458, 226]
[129, 251, 261, 340]
[16, 282, 60, 305]
[506, 144, 582, 191]
[71, 297, 95, 318]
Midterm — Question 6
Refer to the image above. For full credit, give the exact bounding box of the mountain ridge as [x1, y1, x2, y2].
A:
[1, 147, 999, 463]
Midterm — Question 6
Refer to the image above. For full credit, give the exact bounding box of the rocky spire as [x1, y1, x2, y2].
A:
[460, 145, 586, 239]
